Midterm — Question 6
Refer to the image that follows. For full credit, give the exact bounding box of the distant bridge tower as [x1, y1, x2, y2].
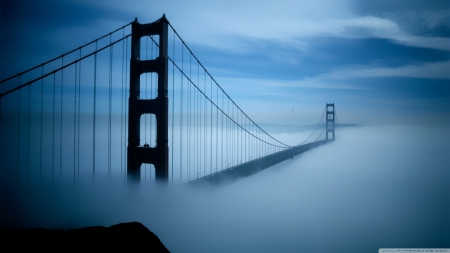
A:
[326, 103, 335, 140]
[128, 15, 169, 181]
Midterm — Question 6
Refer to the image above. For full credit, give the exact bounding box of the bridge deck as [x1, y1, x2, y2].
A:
[189, 140, 332, 186]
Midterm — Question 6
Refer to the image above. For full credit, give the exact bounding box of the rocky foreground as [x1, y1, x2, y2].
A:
[0, 222, 170, 252]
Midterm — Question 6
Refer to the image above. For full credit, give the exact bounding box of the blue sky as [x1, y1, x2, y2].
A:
[1, 0, 450, 126]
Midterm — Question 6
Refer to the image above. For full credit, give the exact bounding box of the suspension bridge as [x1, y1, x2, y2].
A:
[0, 15, 338, 187]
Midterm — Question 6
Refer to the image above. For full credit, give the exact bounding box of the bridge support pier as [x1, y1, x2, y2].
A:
[326, 103, 335, 140]
[127, 15, 169, 182]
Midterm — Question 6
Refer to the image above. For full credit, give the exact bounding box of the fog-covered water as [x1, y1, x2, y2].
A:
[1, 125, 449, 252]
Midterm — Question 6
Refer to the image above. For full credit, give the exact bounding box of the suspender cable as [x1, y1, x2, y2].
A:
[27, 83, 31, 186]
[108, 35, 113, 178]
[74, 58, 77, 182]
[227, 98, 229, 168]
[180, 46, 184, 182]
[40, 66, 44, 180]
[60, 57, 64, 179]
[214, 79, 218, 173]
[171, 32, 175, 183]
[27, 82, 31, 187]
[93, 41, 97, 180]
[210, 78, 213, 173]
[52, 73, 56, 183]
[187, 52, 191, 181]
[125, 37, 129, 178]
[221, 91, 223, 171]
[196, 60, 199, 178]
[201, 63, 206, 176]
[121, 29, 125, 176]
[17, 77, 21, 185]
[77, 49, 81, 179]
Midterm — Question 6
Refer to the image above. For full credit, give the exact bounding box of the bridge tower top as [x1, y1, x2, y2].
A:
[128, 15, 169, 182]
[326, 103, 335, 140]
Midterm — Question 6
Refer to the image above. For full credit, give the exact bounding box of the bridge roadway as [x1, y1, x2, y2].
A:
[189, 140, 332, 186]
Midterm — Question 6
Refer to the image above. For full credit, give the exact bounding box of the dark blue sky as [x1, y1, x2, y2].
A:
[1, 0, 449, 125]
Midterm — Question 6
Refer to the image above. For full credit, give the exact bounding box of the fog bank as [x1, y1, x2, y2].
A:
[1, 125, 449, 252]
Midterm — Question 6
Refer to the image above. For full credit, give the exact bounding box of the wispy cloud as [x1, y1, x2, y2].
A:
[216, 60, 450, 94]
[319, 61, 450, 80]
[217, 76, 371, 93]
[83, 0, 450, 52]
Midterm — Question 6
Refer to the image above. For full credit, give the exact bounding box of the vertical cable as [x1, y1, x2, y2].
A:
[203, 68, 206, 176]
[77, 49, 81, 178]
[193, 55, 196, 178]
[74, 58, 77, 182]
[196, 61, 199, 178]
[236, 107, 238, 164]
[180, 45, 183, 182]
[240, 112, 243, 163]
[232, 105, 235, 166]
[40, 66, 44, 180]
[0, 98, 1, 174]
[93, 41, 97, 180]
[194, 55, 198, 177]
[233, 103, 235, 164]
[196, 60, 199, 178]
[199, 77, 201, 176]
[231, 104, 233, 166]
[0, 97, 2, 174]
[203, 67, 208, 176]
[52, 73, 55, 183]
[187, 55, 191, 181]
[235, 106, 237, 165]
[210, 77, 213, 174]
[202, 66, 205, 176]
[206, 78, 208, 175]
[60, 57, 64, 179]
[239, 111, 241, 164]
[221, 91, 223, 171]
[108, 35, 113, 178]
[227, 98, 229, 169]
[216, 80, 219, 172]
[121, 28, 125, 176]
[244, 117, 246, 161]
[171, 31, 175, 183]
[238, 110, 240, 164]
[17, 76, 21, 185]
[237, 107, 239, 164]
[27, 84, 30, 187]
[124, 36, 129, 178]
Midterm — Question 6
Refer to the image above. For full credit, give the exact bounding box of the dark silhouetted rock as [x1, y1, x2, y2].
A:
[0, 222, 170, 252]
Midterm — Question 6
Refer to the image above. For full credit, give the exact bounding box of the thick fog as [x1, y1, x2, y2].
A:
[1, 125, 449, 252]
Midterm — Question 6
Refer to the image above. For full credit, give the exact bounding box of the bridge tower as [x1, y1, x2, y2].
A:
[128, 15, 169, 181]
[326, 103, 335, 140]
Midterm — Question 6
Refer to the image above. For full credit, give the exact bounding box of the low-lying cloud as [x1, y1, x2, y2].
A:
[1, 125, 449, 252]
